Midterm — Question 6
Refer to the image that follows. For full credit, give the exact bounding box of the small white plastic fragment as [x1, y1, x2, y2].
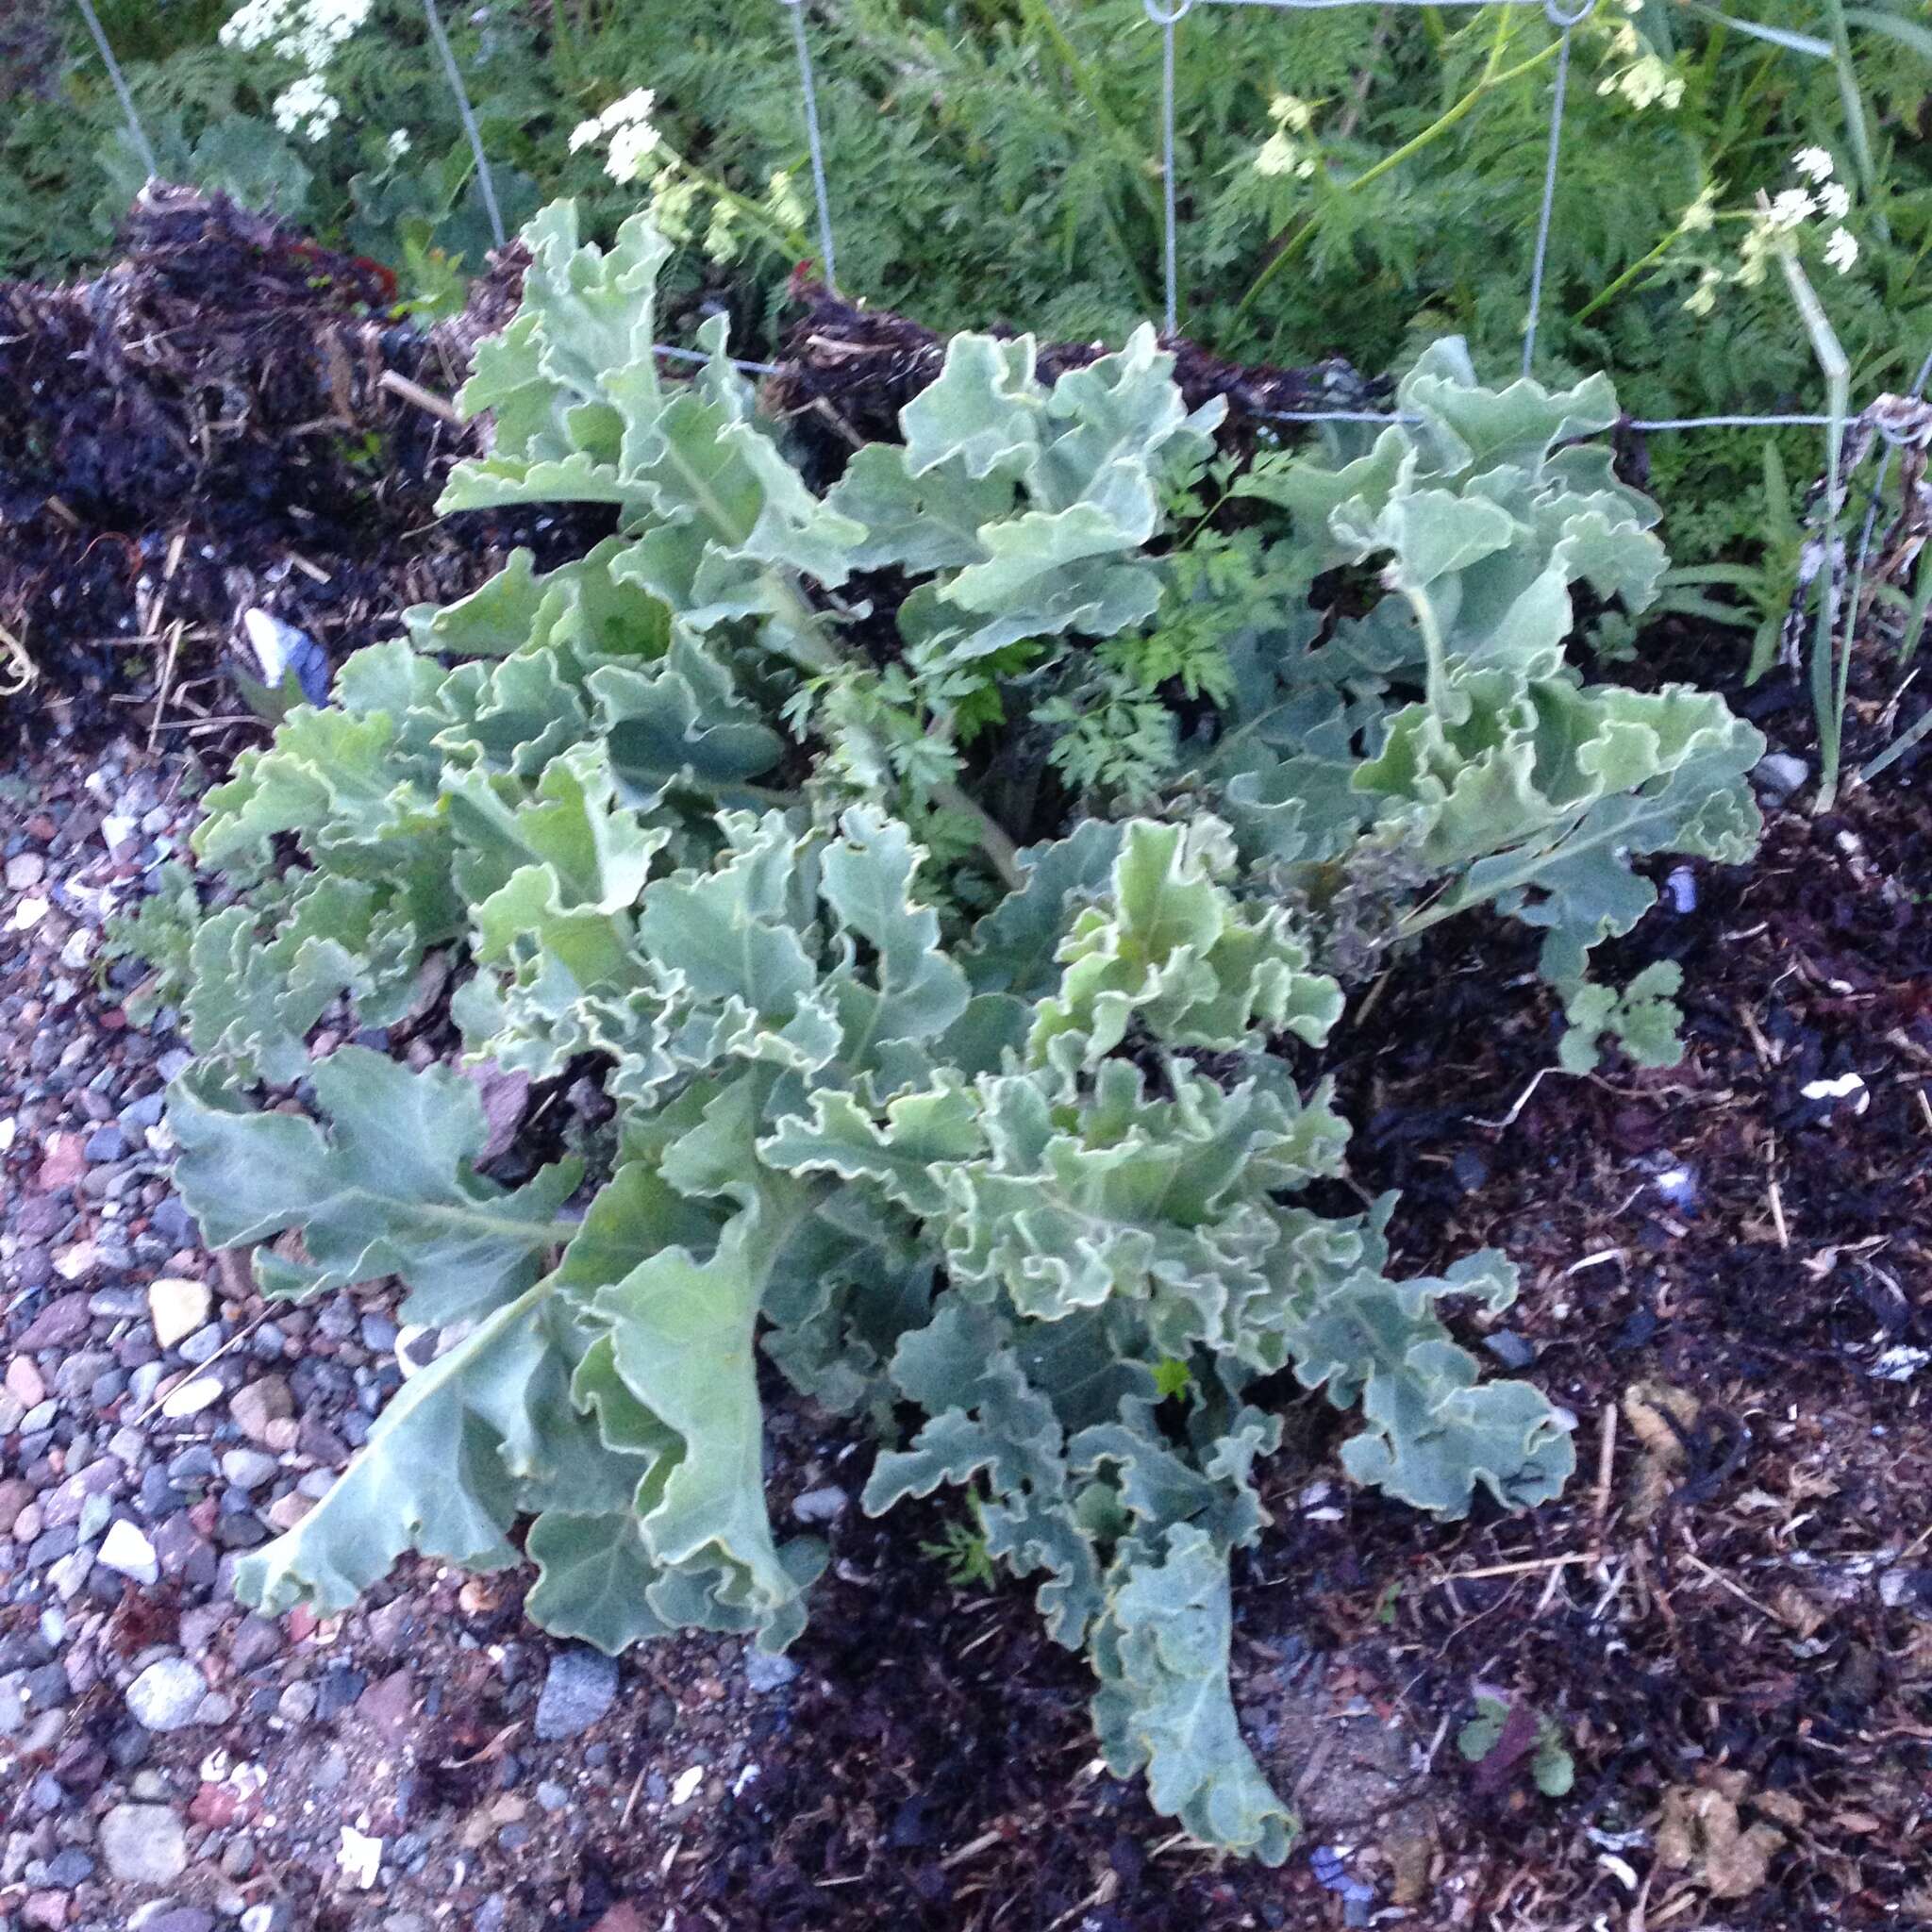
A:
[1871, 1345, 1930, 1383]
[1800, 1071, 1868, 1113]
[339, 1825, 382, 1890]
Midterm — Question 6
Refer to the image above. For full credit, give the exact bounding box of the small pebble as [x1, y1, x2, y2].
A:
[126, 1657, 206, 1732]
[533, 1648, 618, 1741]
[98, 1518, 160, 1584]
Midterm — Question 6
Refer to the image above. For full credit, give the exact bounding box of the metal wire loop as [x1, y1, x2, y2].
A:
[1143, 0, 1193, 24]
[1543, 0, 1596, 24]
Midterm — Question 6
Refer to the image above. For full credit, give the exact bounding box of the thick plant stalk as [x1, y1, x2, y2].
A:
[1774, 238, 1849, 813]
[1820, 0, 1875, 199]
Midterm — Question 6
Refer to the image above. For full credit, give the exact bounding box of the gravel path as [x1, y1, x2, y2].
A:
[0, 733, 811, 1932]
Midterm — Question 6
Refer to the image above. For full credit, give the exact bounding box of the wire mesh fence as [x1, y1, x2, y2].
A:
[66, 0, 1932, 465]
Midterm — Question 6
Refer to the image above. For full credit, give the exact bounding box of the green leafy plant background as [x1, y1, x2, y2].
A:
[11, 0, 1932, 583]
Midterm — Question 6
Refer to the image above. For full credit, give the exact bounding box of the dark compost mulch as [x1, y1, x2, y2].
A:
[3, 189, 1928, 1932]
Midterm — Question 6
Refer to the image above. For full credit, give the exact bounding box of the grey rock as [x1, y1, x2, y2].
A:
[175, 1324, 225, 1367]
[27, 1525, 79, 1569]
[99, 1804, 188, 1884]
[121, 1091, 166, 1131]
[43, 1847, 94, 1887]
[138, 1466, 188, 1522]
[533, 1647, 618, 1741]
[536, 1780, 570, 1812]
[229, 1617, 282, 1673]
[275, 1682, 316, 1724]
[143, 1911, 214, 1932]
[1754, 751, 1808, 802]
[125, 1657, 206, 1732]
[108, 1721, 152, 1770]
[1483, 1331, 1538, 1370]
[149, 1197, 197, 1248]
[84, 1125, 125, 1162]
[314, 1665, 366, 1722]
[165, 1445, 218, 1485]
[219, 1450, 279, 1492]
[745, 1649, 800, 1694]
[21, 1663, 69, 1711]
[791, 1484, 847, 1524]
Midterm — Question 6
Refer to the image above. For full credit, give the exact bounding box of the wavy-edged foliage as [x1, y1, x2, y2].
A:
[132, 206, 1766, 1861]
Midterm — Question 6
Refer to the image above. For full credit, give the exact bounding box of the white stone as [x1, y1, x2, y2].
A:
[159, 1374, 225, 1420]
[100, 1804, 189, 1884]
[126, 1657, 207, 1732]
[148, 1276, 213, 1350]
[339, 1825, 382, 1890]
[670, 1765, 705, 1806]
[52, 1241, 98, 1282]
[99, 1519, 159, 1585]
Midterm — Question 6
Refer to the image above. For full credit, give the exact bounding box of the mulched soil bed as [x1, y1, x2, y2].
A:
[0, 188, 565, 755]
[2, 199, 1929, 1932]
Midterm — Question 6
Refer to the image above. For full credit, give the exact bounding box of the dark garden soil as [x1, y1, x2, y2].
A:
[2, 194, 1929, 1932]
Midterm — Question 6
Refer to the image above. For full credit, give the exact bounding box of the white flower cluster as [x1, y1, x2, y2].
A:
[272, 72, 341, 142]
[567, 90, 809, 267]
[767, 169, 807, 236]
[1596, 1, 1685, 112]
[1684, 148, 1857, 316]
[221, 0, 372, 142]
[1253, 94, 1319, 182]
[570, 88, 662, 185]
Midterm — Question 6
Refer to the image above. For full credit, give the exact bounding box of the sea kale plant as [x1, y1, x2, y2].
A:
[137, 204, 1764, 1859]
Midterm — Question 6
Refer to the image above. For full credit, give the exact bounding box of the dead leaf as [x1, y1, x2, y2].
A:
[1656, 1780, 1790, 1900]
[458, 1059, 532, 1167]
[1624, 1380, 1698, 1524]
[591, 1908, 649, 1932]
[1772, 1584, 1828, 1639]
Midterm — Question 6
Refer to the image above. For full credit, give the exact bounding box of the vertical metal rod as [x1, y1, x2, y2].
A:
[73, 0, 156, 176]
[1144, 0, 1191, 335]
[1159, 16, 1179, 333]
[422, 0, 506, 250]
[781, 0, 839, 291]
[1523, 8, 1586, 378]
